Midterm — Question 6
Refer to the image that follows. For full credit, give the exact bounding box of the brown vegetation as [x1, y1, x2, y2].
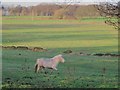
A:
[2, 4, 101, 19]
[96, 2, 120, 29]
[2, 46, 47, 52]
[63, 50, 120, 57]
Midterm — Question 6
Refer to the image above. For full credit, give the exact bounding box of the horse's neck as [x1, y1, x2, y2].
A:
[52, 57, 60, 64]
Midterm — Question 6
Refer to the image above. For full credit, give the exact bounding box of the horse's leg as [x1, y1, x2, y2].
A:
[36, 65, 40, 73]
[35, 64, 39, 73]
[50, 69, 53, 74]
[40, 66, 44, 73]
[53, 68, 58, 70]
[52, 65, 58, 70]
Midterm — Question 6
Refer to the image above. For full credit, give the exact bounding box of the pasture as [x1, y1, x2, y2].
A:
[2, 16, 118, 88]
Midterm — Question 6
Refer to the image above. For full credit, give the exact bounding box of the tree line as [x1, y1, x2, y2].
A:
[1, 2, 119, 29]
[2, 4, 100, 19]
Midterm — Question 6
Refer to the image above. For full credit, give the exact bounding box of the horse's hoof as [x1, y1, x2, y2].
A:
[45, 72, 47, 74]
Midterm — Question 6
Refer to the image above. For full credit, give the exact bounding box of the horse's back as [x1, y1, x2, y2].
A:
[37, 58, 53, 67]
[36, 58, 44, 64]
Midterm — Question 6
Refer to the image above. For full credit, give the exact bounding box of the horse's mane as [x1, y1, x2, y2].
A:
[52, 54, 62, 59]
[52, 54, 62, 62]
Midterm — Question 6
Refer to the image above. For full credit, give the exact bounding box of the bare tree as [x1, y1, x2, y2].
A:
[96, 1, 120, 29]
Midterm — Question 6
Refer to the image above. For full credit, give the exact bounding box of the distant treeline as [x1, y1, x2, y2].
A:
[2, 4, 101, 19]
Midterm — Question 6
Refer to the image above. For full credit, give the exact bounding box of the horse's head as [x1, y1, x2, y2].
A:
[57, 54, 65, 63]
[53, 54, 65, 63]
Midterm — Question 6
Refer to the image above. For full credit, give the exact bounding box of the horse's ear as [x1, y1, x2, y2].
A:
[59, 54, 62, 57]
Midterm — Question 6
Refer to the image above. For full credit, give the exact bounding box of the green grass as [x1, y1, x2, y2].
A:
[2, 16, 118, 53]
[2, 49, 118, 88]
[2, 16, 118, 88]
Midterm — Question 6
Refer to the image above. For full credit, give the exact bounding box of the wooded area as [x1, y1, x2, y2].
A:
[1, 4, 100, 19]
[1, 2, 119, 28]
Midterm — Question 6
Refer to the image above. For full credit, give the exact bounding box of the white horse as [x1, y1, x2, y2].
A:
[35, 54, 65, 73]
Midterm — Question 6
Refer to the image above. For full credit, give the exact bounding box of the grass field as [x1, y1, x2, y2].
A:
[2, 16, 118, 88]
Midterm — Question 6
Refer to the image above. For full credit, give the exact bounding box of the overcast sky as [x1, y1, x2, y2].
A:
[1, 0, 119, 6]
[1, 0, 119, 2]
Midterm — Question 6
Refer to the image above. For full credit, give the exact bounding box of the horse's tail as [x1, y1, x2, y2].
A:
[35, 64, 38, 73]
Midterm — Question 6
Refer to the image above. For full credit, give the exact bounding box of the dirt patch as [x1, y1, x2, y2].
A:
[92, 53, 120, 57]
[2, 46, 17, 49]
[2, 46, 47, 52]
[63, 50, 120, 57]
[17, 46, 28, 50]
[63, 50, 72, 54]
[31, 47, 47, 52]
